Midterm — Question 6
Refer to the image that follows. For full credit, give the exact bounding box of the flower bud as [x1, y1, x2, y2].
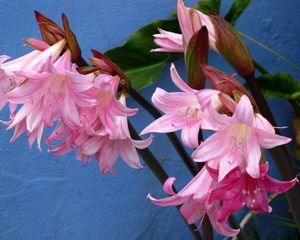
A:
[34, 11, 83, 65]
[201, 64, 253, 101]
[34, 11, 64, 45]
[90, 49, 127, 80]
[185, 26, 208, 90]
[210, 13, 255, 77]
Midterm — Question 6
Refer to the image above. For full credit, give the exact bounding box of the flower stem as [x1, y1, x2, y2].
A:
[128, 87, 198, 176]
[245, 73, 300, 233]
[128, 122, 203, 240]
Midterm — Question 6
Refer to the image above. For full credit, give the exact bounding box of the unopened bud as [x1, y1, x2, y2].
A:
[210, 13, 255, 77]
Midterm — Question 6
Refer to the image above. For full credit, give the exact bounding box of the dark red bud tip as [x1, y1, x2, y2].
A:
[34, 10, 64, 45]
[61, 13, 82, 64]
[90, 49, 127, 80]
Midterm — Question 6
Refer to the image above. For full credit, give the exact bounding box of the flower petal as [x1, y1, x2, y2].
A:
[170, 63, 194, 93]
[118, 139, 143, 169]
[181, 122, 201, 148]
[140, 113, 186, 135]
[255, 128, 291, 149]
[263, 175, 298, 194]
[232, 95, 254, 126]
[152, 87, 196, 113]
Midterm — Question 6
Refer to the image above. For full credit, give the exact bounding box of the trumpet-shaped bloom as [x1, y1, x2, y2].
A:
[141, 63, 219, 148]
[208, 163, 298, 222]
[48, 94, 152, 173]
[192, 95, 291, 181]
[152, 0, 216, 53]
[148, 167, 239, 237]
[6, 49, 95, 149]
[0, 40, 66, 111]
[87, 74, 138, 137]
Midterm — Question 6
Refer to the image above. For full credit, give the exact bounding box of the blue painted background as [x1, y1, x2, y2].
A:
[0, 0, 300, 239]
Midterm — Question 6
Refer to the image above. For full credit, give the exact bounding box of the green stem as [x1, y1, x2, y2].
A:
[253, 60, 268, 75]
[128, 86, 198, 175]
[245, 73, 300, 233]
[128, 122, 203, 240]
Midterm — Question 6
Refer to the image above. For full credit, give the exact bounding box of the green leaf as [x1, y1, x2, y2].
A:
[225, 0, 252, 25]
[273, 221, 297, 229]
[255, 73, 300, 100]
[105, 19, 181, 90]
[194, 0, 221, 14]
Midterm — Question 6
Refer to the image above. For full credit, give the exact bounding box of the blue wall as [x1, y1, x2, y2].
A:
[0, 0, 299, 239]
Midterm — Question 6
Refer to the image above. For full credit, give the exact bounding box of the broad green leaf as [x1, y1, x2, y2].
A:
[194, 0, 221, 14]
[185, 27, 208, 90]
[105, 19, 181, 90]
[255, 73, 300, 100]
[225, 0, 252, 25]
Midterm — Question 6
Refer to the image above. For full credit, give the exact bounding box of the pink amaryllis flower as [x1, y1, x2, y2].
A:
[48, 94, 153, 173]
[86, 73, 138, 137]
[0, 40, 64, 111]
[192, 95, 291, 181]
[208, 163, 298, 222]
[152, 0, 216, 53]
[141, 63, 219, 148]
[148, 167, 239, 237]
[77, 94, 153, 173]
[6, 48, 96, 149]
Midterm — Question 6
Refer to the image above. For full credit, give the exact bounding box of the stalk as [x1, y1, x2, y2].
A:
[128, 122, 203, 240]
[128, 87, 198, 175]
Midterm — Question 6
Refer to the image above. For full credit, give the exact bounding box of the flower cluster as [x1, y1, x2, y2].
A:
[0, 38, 152, 173]
[145, 63, 297, 237]
[145, 0, 298, 237]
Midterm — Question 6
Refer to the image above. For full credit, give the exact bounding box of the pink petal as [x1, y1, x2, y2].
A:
[140, 113, 186, 135]
[180, 198, 204, 224]
[10, 120, 26, 142]
[232, 95, 254, 126]
[170, 63, 194, 93]
[67, 71, 94, 92]
[181, 122, 201, 148]
[131, 135, 153, 149]
[192, 131, 227, 162]
[177, 0, 194, 45]
[7, 79, 47, 104]
[152, 87, 196, 113]
[147, 193, 186, 207]
[7, 102, 37, 129]
[48, 142, 73, 156]
[263, 175, 298, 194]
[255, 128, 291, 149]
[217, 200, 244, 223]
[163, 177, 177, 195]
[54, 50, 71, 72]
[197, 89, 220, 107]
[80, 136, 104, 155]
[61, 91, 81, 129]
[254, 113, 275, 134]
[202, 103, 230, 130]
[96, 140, 119, 173]
[118, 139, 143, 169]
[209, 204, 240, 236]
[245, 135, 261, 179]
[26, 101, 43, 132]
